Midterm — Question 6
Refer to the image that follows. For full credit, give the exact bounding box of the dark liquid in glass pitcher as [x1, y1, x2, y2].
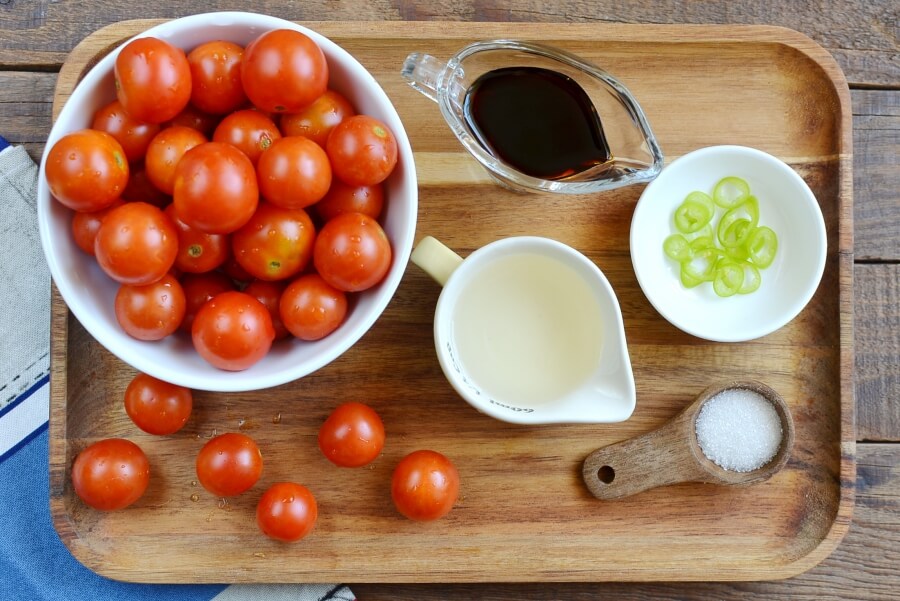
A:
[462, 66, 612, 181]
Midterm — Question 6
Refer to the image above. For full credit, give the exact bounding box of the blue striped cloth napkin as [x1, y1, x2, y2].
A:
[0, 135, 354, 601]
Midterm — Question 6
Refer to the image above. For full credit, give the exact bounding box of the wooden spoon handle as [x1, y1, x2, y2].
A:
[582, 418, 708, 500]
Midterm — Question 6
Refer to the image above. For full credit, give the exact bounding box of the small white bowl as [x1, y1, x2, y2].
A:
[37, 12, 418, 391]
[630, 145, 826, 342]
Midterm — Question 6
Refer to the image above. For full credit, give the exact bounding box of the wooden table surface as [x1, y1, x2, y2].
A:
[2, 1, 895, 599]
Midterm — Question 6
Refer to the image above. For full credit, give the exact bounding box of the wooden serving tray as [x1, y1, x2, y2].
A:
[49, 21, 854, 583]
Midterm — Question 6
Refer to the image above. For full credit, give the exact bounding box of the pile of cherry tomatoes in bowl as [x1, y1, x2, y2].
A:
[37, 14, 417, 392]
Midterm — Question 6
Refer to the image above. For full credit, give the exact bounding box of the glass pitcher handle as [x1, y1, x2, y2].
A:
[401, 52, 448, 102]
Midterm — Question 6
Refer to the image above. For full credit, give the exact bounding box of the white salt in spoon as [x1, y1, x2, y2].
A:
[582, 380, 794, 500]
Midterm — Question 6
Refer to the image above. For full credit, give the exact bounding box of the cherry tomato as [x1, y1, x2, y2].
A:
[243, 280, 289, 340]
[256, 136, 331, 209]
[115, 36, 191, 124]
[71, 199, 125, 255]
[212, 109, 281, 166]
[173, 142, 259, 234]
[317, 402, 384, 467]
[115, 273, 186, 340]
[71, 438, 150, 511]
[391, 450, 459, 522]
[164, 204, 228, 273]
[221, 254, 254, 283]
[124, 372, 192, 435]
[231, 202, 315, 281]
[91, 100, 160, 163]
[95, 202, 178, 285]
[179, 271, 234, 333]
[326, 115, 398, 186]
[121, 164, 171, 206]
[241, 29, 328, 113]
[192, 291, 274, 371]
[144, 125, 207, 195]
[187, 40, 247, 115]
[256, 482, 317, 542]
[280, 89, 354, 147]
[280, 274, 347, 341]
[46, 129, 129, 212]
[315, 180, 384, 222]
[313, 212, 391, 292]
[195, 432, 262, 497]
[165, 103, 220, 137]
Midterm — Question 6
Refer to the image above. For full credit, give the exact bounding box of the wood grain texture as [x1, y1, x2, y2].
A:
[855, 265, 900, 442]
[46, 20, 854, 583]
[354, 443, 899, 600]
[0, 0, 897, 87]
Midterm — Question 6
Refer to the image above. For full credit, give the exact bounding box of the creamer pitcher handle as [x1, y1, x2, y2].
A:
[411, 236, 463, 286]
[401, 53, 446, 102]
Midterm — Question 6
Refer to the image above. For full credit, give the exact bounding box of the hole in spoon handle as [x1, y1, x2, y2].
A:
[582, 420, 705, 500]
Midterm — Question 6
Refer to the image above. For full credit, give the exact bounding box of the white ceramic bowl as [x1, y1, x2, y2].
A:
[37, 12, 418, 391]
[630, 145, 826, 342]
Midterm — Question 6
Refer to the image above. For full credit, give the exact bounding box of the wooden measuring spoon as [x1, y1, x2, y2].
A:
[582, 380, 794, 500]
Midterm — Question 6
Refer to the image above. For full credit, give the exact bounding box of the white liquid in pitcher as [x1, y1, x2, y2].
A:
[451, 252, 603, 408]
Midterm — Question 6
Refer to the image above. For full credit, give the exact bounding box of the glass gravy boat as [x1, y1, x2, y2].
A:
[402, 40, 664, 194]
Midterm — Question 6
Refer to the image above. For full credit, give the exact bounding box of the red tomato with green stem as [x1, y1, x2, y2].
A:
[212, 109, 281, 166]
[326, 115, 398, 186]
[115, 36, 191, 124]
[318, 402, 384, 467]
[95, 202, 178, 285]
[243, 280, 290, 340]
[114, 273, 186, 340]
[280, 274, 347, 341]
[280, 89, 354, 147]
[124, 372, 193, 435]
[241, 29, 328, 113]
[391, 450, 459, 521]
[256, 482, 317, 542]
[231, 202, 315, 281]
[71, 199, 125, 256]
[91, 100, 160, 163]
[46, 129, 129, 212]
[313, 212, 391, 292]
[178, 271, 234, 333]
[187, 40, 247, 115]
[196, 432, 262, 497]
[192, 291, 274, 371]
[165, 204, 228, 274]
[256, 136, 331, 209]
[315, 180, 384, 222]
[145, 125, 207, 195]
[173, 142, 259, 234]
[72, 438, 150, 511]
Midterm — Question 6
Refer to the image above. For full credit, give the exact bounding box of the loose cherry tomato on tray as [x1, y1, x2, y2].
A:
[256, 136, 331, 209]
[46, 129, 129, 212]
[231, 202, 315, 281]
[326, 115, 398, 186]
[192, 290, 274, 371]
[241, 29, 328, 114]
[196, 432, 262, 497]
[124, 372, 193, 435]
[95, 202, 178, 285]
[256, 482, 318, 542]
[173, 142, 259, 234]
[391, 450, 459, 522]
[91, 100, 160, 163]
[72, 438, 150, 511]
[115, 36, 191, 124]
[313, 212, 391, 292]
[145, 125, 207, 195]
[280, 89, 354, 147]
[212, 109, 281, 166]
[280, 274, 347, 341]
[187, 40, 247, 115]
[114, 273, 186, 340]
[318, 402, 384, 467]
